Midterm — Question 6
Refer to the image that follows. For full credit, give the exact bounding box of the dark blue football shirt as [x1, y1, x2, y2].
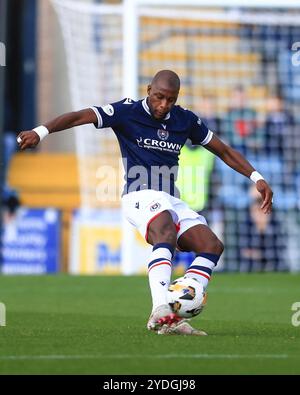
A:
[91, 98, 213, 197]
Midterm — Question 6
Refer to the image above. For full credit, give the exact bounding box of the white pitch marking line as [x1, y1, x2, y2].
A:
[0, 354, 290, 361]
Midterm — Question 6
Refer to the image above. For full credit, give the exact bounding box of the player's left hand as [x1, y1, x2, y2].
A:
[256, 180, 273, 214]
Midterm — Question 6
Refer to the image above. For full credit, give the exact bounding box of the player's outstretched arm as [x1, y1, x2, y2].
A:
[16, 108, 97, 150]
[205, 134, 273, 214]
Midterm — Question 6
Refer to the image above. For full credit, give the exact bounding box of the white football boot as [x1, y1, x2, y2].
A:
[157, 320, 208, 336]
[156, 291, 208, 336]
[147, 304, 181, 331]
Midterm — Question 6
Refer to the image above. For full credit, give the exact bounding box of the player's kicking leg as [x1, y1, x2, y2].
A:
[152, 223, 223, 336]
[146, 212, 215, 335]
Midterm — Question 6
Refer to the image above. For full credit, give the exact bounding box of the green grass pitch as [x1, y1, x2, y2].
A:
[0, 273, 299, 375]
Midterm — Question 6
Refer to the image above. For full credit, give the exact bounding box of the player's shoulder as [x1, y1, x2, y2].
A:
[108, 97, 136, 110]
[120, 97, 136, 106]
[172, 104, 198, 121]
[98, 97, 137, 118]
[173, 104, 192, 114]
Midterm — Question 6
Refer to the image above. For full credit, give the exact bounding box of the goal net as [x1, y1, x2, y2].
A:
[53, 0, 300, 273]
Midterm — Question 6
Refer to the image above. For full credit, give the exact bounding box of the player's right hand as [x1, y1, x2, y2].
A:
[256, 179, 273, 214]
[16, 131, 40, 150]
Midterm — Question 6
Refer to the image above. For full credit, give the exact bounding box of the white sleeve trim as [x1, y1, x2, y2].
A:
[89, 106, 103, 128]
[201, 130, 213, 146]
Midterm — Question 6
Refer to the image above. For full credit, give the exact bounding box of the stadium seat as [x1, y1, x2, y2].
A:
[8, 152, 80, 209]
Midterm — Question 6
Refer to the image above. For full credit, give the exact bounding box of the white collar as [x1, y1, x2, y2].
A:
[142, 97, 170, 120]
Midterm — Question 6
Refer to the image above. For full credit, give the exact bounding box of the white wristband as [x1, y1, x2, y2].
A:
[33, 125, 49, 142]
[250, 171, 264, 183]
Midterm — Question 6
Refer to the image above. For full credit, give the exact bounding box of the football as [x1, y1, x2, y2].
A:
[167, 277, 206, 318]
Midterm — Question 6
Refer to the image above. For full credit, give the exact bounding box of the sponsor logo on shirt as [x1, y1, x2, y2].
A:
[136, 137, 182, 153]
[136, 137, 143, 147]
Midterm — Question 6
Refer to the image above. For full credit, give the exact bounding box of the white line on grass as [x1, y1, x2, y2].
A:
[209, 288, 294, 294]
[0, 354, 290, 361]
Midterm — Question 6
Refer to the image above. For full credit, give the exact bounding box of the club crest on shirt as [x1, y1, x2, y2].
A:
[150, 202, 161, 212]
[157, 129, 169, 141]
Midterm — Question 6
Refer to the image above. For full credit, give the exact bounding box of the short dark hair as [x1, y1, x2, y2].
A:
[151, 70, 180, 91]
